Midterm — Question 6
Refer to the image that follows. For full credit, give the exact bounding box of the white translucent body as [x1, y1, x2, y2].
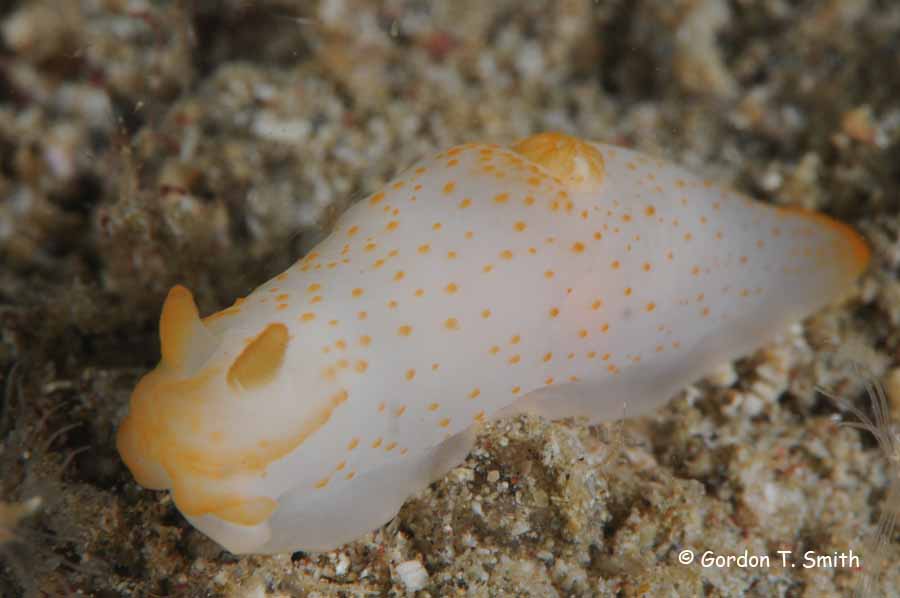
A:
[124, 140, 866, 554]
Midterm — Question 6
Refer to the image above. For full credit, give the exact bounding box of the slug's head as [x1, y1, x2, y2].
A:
[117, 285, 335, 530]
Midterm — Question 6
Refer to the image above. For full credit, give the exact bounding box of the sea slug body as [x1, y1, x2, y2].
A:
[116, 132, 870, 554]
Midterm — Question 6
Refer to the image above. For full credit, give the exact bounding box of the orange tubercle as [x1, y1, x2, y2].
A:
[511, 132, 605, 192]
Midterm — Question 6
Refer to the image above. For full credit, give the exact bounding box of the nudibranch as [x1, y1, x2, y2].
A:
[117, 132, 870, 554]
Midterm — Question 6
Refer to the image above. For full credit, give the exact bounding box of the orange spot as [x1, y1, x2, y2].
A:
[549, 307, 559, 318]
[405, 369, 416, 381]
[500, 250, 513, 260]
[369, 192, 385, 205]
[398, 325, 413, 337]
[514, 221, 527, 232]
[445, 283, 459, 294]
[468, 388, 480, 399]
[481, 309, 492, 318]
[443, 182, 456, 194]
[347, 437, 360, 450]
[444, 318, 460, 331]
[571, 242, 585, 254]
